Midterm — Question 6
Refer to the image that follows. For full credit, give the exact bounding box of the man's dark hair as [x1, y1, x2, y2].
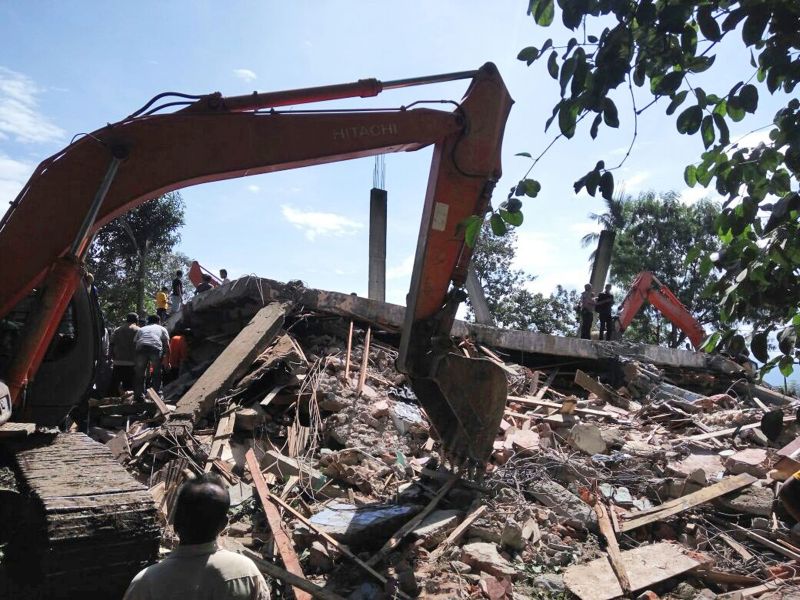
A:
[202, 274, 212, 282]
[220, 269, 228, 277]
[173, 473, 230, 544]
[176, 270, 183, 277]
[126, 312, 139, 324]
[147, 315, 160, 324]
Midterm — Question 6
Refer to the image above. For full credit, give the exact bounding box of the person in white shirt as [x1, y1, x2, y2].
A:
[123, 473, 270, 600]
[133, 315, 170, 401]
[219, 269, 230, 285]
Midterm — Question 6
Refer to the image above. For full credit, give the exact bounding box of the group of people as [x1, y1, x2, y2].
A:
[579, 283, 615, 341]
[154, 268, 231, 324]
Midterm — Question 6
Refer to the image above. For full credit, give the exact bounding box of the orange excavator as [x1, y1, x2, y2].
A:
[0, 65, 512, 595]
[614, 271, 706, 349]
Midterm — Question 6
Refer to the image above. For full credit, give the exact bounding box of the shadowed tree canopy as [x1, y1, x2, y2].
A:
[88, 192, 186, 324]
[512, 0, 800, 376]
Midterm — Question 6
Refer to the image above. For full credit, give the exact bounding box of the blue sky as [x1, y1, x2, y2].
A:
[0, 3, 789, 328]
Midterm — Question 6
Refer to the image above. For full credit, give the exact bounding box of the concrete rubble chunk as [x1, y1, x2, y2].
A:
[500, 519, 526, 551]
[724, 448, 772, 478]
[308, 501, 421, 549]
[568, 423, 607, 455]
[460, 542, 517, 580]
[527, 479, 598, 532]
[668, 452, 725, 484]
[410, 509, 462, 549]
[389, 402, 426, 435]
[716, 484, 774, 517]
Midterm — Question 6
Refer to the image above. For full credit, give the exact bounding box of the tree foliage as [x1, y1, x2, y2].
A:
[467, 224, 579, 335]
[88, 192, 187, 324]
[516, 0, 800, 376]
[609, 191, 722, 347]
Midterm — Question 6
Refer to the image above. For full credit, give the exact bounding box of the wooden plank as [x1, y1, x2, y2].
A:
[344, 320, 354, 380]
[716, 577, 800, 600]
[535, 369, 558, 399]
[356, 326, 371, 396]
[173, 302, 290, 424]
[478, 345, 518, 375]
[261, 478, 411, 599]
[618, 474, 757, 532]
[260, 384, 285, 408]
[244, 449, 311, 600]
[204, 413, 236, 473]
[717, 532, 754, 561]
[711, 518, 800, 561]
[508, 395, 617, 419]
[367, 474, 459, 567]
[429, 504, 488, 560]
[146, 387, 171, 416]
[563, 542, 710, 600]
[677, 416, 795, 442]
[593, 500, 631, 594]
[575, 369, 611, 402]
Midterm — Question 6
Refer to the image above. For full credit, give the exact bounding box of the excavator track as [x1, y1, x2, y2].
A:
[0, 432, 160, 599]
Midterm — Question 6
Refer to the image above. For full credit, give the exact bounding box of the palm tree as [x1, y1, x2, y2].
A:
[581, 190, 628, 263]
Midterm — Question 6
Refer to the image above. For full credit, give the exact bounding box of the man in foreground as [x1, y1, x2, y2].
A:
[579, 283, 595, 339]
[123, 473, 270, 600]
[595, 283, 615, 341]
[109, 312, 139, 395]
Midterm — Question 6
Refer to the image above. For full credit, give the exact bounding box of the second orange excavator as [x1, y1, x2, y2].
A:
[614, 271, 707, 349]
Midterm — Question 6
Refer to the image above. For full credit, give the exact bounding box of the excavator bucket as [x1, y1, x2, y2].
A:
[409, 352, 507, 471]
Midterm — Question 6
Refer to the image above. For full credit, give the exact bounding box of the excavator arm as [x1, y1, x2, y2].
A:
[0, 63, 513, 468]
[616, 271, 706, 349]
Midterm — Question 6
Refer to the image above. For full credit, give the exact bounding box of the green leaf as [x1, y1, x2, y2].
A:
[778, 325, 797, 355]
[500, 208, 524, 227]
[685, 246, 701, 264]
[655, 71, 684, 96]
[547, 51, 559, 79]
[677, 106, 703, 134]
[696, 7, 722, 41]
[603, 99, 619, 128]
[779, 355, 795, 378]
[727, 96, 746, 121]
[684, 164, 697, 187]
[666, 90, 689, 116]
[701, 115, 715, 148]
[559, 56, 577, 96]
[590, 113, 602, 139]
[515, 152, 532, 158]
[490, 213, 507, 236]
[739, 84, 758, 113]
[517, 46, 540, 65]
[461, 215, 482, 248]
[703, 331, 721, 353]
[742, 10, 769, 46]
[751, 331, 769, 363]
[558, 101, 578, 138]
[520, 178, 541, 198]
[712, 113, 730, 146]
[533, 0, 554, 26]
[599, 171, 614, 201]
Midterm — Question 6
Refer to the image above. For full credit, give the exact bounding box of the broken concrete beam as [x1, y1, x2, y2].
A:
[171, 302, 291, 425]
[715, 485, 774, 517]
[563, 542, 710, 600]
[411, 509, 462, 549]
[308, 502, 421, 549]
[526, 479, 598, 532]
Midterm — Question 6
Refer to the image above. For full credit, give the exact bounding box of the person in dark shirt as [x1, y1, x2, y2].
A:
[195, 273, 214, 294]
[170, 271, 184, 315]
[595, 283, 614, 341]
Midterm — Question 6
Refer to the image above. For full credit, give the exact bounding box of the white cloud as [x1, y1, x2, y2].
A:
[619, 170, 650, 192]
[678, 186, 713, 205]
[0, 154, 34, 207]
[0, 67, 64, 143]
[280, 204, 362, 241]
[247, 184, 260, 193]
[387, 254, 414, 280]
[233, 68, 257, 83]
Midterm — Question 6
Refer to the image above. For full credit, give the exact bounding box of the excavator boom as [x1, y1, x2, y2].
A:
[616, 271, 706, 349]
[0, 64, 513, 467]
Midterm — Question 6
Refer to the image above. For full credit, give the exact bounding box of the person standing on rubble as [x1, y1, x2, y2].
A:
[133, 315, 170, 401]
[108, 312, 139, 396]
[155, 286, 169, 323]
[595, 283, 614, 341]
[123, 473, 270, 600]
[220, 268, 230, 285]
[579, 283, 595, 339]
[195, 273, 214, 294]
[170, 270, 184, 316]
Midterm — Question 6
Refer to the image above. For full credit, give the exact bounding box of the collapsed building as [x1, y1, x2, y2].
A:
[5, 275, 798, 599]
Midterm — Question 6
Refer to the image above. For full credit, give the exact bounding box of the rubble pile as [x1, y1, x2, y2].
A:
[86, 277, 800, 599]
